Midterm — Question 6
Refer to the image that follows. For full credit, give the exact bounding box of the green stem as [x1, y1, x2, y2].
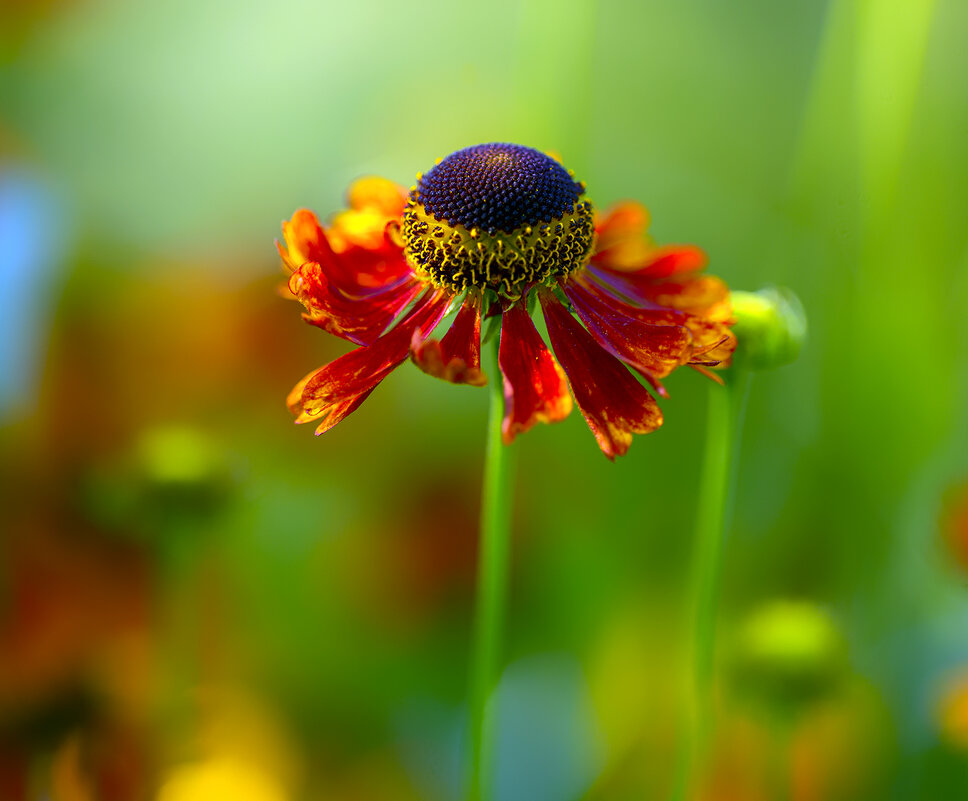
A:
[766, 714, 792, 801]
[467, 337, 515, 801]
[670, 372, 751, 800]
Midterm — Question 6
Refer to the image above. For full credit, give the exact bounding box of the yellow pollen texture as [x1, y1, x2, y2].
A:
[401, 199, 596, 296]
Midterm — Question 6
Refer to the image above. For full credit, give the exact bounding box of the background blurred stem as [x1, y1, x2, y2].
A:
[766, 714, 793, 801]
[467, 337, 515, 801]
[670, 371, 752, 800]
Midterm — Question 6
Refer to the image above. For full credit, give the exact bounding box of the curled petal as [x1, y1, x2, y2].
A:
[564, 280, 693, 379]
[540, 291, 663, 460]
[289, 262, 422, 345]
[291, 289, 451, 429]
[279, 207, 413, 295]
[498, 302, 572, 444]
[279, 209, 338, 273]
[411, 295, 487, 386]
[692, 328, 736, 367]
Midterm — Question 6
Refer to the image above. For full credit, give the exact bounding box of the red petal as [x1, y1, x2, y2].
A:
[540, 291, 663, 460]
[592, 202, 707, 278]
[279, 209, 339, 272]
[564, 280, 694, 379]
[498, 302, 572, 444]
[287, 367, 377, 434]
[411, 295, 487, 386]
[589, 267, 730, 321]
[574, 276, 735, 368]
[288, 262, 422, 345]
[636, 245, 708, 278]
[593, 241, 707, 279]
[292, 289, 451, 428]
[279, 208, 412, 294]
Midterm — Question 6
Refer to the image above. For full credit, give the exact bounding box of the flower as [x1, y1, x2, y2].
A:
[280, 143, 735, 459]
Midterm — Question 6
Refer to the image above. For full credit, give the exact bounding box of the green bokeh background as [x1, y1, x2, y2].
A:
[2, 0, 967, 798]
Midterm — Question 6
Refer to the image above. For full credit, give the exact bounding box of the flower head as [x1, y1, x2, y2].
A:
[280, 143, 735, 458]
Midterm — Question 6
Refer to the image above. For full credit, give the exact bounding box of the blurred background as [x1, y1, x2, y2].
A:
[2, 0, 967, 798]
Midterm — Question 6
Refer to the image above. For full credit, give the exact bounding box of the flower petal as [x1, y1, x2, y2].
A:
[329, 177, 408, 252]
[588, 267, 731, 321]
[576, 275, 736, 368]
[540, 291, 663, 460]
[564, 279, 694, 379]
[592, 202, 708, 278]
[634, 244, 708, 278]
[347, 176, 408, 217]
[279, 209, 338, 273]
[279, 207, 413, 296]
[288, 261, 422, 345]
[292, 289, 451, 428]
[498, 301, 572, 444]
[593, 201, 654, 270]
[411, 295, 487, 386]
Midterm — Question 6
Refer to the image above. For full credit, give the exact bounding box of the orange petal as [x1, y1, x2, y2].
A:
[346, 176, 408, 216]
[593, 201, 654, 270]
[280, 209, 336, 272]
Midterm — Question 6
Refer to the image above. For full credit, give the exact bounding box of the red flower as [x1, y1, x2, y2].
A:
[280, 143, 734, 459]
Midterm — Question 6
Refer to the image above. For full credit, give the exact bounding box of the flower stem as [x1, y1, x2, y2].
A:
[670, 371, 752, 800]
[468, 337, 514, 801]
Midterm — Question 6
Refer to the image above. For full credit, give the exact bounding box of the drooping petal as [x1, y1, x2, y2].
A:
[291, 289, 451, 430]
[540, 291, 663, 460]
[564, 279, 694, 379]
[589, 267, 731, 321]
[411, 294, 487, 386]
[574, 275, 735, 368]
[498, 301, 572, 444]
[287, 367, 377, 434]
[288, 261, 422, 345]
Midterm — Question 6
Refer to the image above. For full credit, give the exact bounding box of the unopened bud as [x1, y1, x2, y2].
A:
[730, 600, 847, 713]
[730, 287, 806, 371]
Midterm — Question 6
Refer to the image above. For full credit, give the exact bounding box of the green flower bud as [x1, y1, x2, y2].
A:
[135, 425, 232, 525]
[730, 287, 806, 371]
[730, 600, 847, 714]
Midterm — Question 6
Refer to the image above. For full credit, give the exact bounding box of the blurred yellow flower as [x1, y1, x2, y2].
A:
[157, 757, 287, 801]
[938, 670, 968, 751]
